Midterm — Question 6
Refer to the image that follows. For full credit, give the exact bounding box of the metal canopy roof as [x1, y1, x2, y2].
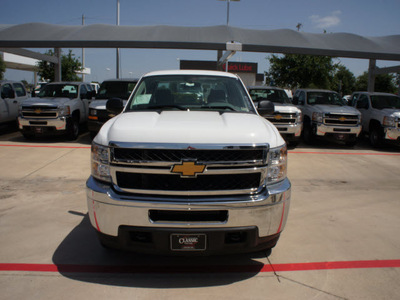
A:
[0, 23, 400, 61]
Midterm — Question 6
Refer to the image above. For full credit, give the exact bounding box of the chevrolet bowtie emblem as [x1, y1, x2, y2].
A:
[35, 108, 42, 114]
[274, 114, 283, 120]
[171, 161, 206, 177]
[339, 116, 347, 121]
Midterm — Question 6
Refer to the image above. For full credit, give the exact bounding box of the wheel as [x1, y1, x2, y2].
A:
[369, 126, 383, 148]
[67, 117, 79, 140]
[302, 122, 315, 144]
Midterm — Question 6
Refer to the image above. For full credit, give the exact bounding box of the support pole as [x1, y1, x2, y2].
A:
[368, 59, 376, 93]
[54, 48, 62, 82]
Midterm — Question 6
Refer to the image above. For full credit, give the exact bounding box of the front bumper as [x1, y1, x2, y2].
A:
[86, 176, 291, 253]
[18, 116, 68, 132]
[384, 126, 400, 142]
[274, 123, 303, 141]
[315, 123, 362, 137]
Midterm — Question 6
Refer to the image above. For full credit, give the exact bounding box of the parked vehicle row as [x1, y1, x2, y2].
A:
[248, 86, 399, 148]
[3, 77, 399, 149]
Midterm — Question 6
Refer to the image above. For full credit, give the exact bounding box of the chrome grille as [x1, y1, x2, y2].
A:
[324, 114, 359, 126]
[109, 142, 269, 196]
[265, 112, 297, 125]
[21, 106, 58, 119]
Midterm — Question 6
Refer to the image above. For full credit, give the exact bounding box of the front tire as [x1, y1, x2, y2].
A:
[369, 126, 384, 148]
[67, 116, 79, 140]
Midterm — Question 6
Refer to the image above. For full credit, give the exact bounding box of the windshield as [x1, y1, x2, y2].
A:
[125, 75, 255, 113]
[96, 81, 137, 100]
[371, 95, 400, 109]
[38, 84, 78, 99]
[248, 88, 291, 104]
[307, 92, 344, 106]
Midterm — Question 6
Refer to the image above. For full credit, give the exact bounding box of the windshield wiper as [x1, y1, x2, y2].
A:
[147, 105, 187, 111]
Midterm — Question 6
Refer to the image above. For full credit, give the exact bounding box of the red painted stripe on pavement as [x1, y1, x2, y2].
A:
[0, 144, 90, 149]
[1, 260, 399, 274]
[289, 151, 400, 156]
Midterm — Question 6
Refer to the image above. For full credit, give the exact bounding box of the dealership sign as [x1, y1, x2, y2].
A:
[222, 62, 257, 73]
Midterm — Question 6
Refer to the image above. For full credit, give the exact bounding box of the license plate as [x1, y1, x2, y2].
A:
[336, 134, 346, 140]
[170, 234, 206, 251]
[34, 127, 43, 134]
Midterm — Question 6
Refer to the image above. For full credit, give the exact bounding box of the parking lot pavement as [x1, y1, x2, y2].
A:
[1, 130, 399, 300]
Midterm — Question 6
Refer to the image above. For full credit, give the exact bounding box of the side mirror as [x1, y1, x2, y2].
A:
[257, 100, 275, 116]
[106, 97, 124, 115]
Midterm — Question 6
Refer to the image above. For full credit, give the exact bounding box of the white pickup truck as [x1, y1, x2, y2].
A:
[293, 89, 362, 146]
[248, 86, 302, 147]
[86, 70, 291, 255]
[18, 82, 94, 139]
[0, 80, 28, 125]
[352, 92, 400, 147]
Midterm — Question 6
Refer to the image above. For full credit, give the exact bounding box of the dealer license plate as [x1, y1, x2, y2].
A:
[170, 234, 206, 251]
[34, 127, 43, 134]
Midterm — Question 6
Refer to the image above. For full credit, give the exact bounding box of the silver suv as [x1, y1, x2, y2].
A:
[352, 92, 400, 147]
[293, 89, 362, 146]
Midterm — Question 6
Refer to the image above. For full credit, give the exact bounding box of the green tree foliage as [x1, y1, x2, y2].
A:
[267, 54, 337, 89]
[332, 64, 356, 96]
[0, 54, 6, 80]
[355, 72, 397, 93]
[37, 50, 82, 82]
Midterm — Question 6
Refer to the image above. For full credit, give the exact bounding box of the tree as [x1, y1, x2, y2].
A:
[267, 54, 337, 90]
[37, 50, 82, 82]
[355, 72, 397, 93]
[332, 64, 356, 96]
[0, 54, 6, 80]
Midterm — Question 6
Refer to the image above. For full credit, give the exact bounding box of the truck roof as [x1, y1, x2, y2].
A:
[142, 70, 239, 78]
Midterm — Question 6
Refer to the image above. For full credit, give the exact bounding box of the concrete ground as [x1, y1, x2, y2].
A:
[0, 125, 399, 300]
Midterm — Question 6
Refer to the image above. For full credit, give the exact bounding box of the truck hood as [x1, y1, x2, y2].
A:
[312, 105, 360, 115]
[273, 103, 301, 114]
[95, 111, 284, 147]
[380, 109, 400, 118]
[21, 97, 71, 108]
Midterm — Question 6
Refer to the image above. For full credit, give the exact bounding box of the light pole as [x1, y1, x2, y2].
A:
[116, 0, 120, 79]
[217, 0, 240, 26]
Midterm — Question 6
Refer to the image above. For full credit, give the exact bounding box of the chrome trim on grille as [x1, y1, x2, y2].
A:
[108, 142, 269, 196]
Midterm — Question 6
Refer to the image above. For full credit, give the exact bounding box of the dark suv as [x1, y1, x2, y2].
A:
[88, 78, 138, 138]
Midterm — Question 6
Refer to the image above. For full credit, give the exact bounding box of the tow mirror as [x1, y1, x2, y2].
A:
[257, 100, 275, 116]
[106, 98, 124, 115]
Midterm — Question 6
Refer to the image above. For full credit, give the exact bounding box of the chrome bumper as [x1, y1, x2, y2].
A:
[384, 126, 400, 141]
[86, 176, 291, 238]
[274, 122, 303, 137]
[18, 116, 67, 130]
[315, 123, 362, 136]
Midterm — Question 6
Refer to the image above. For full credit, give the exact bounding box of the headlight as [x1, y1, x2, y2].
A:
[91, 142, 111, 182]
[58, 106, 70, 116]
[312, 112, 323, 123]
[296, 112, 302, 122]
[383, 116, 395, 127]
[89, 109, 98, 120]
[267, 144, 288, 184]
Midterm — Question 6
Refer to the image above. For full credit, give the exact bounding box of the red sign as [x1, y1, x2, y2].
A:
[222, 62, 256, 73]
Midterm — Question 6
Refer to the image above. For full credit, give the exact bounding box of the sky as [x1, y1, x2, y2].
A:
[1, 0, 400, 84]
